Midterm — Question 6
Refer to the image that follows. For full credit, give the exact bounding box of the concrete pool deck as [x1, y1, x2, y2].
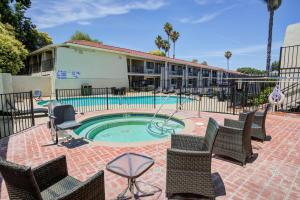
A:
[0, 109, 300, 199]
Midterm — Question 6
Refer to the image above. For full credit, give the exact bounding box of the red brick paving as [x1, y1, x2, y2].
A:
[0, 110, 300, 200]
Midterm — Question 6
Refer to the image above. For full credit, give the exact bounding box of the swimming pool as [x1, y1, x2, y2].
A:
[74, 113, 185, 143]
[38, 96, 191, 106]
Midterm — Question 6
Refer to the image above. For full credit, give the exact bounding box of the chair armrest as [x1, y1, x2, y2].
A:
[219, 125, 244, 136]
[33, 156, 68, 191]
[238, 112, 247, 121]
[171, 134, 205, 151]
[49, 115, 56, 119]
[224, 118, 244, 129]
[57, 170, 105, 200]
[167, 148, 211, 171]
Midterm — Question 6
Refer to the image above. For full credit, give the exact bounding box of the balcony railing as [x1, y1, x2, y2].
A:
[41, 58, 54, 72]
[29, 58, 54, 73]
[170, 70, 183, 76]
[128, 66, 161, 74]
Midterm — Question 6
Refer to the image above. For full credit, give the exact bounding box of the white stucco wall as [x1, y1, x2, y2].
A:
[0, 74, 3, 94]
[54, 46, 129, 90]
[280, 23, 300, 71]
[283, 23, 300, 47]
[12, 76, 52, 96]
[0, 73, 13, 94]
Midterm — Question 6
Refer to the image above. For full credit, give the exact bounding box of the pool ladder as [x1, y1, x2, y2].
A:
[148, 95, 189, 135]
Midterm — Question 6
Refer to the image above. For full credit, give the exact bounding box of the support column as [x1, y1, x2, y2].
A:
[160, 65, 164, 90]
[220, 71, 223, 85]
[185, 65, 188, 88]
[164, 62, 169, 89]
[200, 68, 203, 88]
[209, 70, 212, 87]
[144, 60, 147, 74]
[129, 59, 132, 72]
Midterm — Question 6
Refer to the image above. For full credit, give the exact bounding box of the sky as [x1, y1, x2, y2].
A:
[26, 0, 300, 71]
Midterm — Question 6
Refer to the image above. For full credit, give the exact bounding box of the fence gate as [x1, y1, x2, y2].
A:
[279, 45, 300, 112]
[0, 92, 35, 139]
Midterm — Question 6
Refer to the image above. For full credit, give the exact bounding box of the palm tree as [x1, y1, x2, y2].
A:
[170, 31, 180, 58]
[224, 51, 232, 70]
[164, 22, 173, 57]
[155, 35, 163, 50]
[161, 40, 170, 55]
[263, 0, 282, 74]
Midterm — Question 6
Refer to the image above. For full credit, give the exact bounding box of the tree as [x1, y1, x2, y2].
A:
[192, 59, 198, 63]
[0, 22, 28, 74]
[149, 50, 165, 57]
[236, 67, 265, 75]
[170, 31, 180, 58]
[164, 22, 173, 57]
[263, 0, 282, 73]
[0, 0, 53, 52]
[161, 40, 170, 55]
[155, 35, 163, 50]
[224, 51, 232, 70]
[271, 60, 280, 72]
[201, 61, 208, 65]
[70, 31, 100, 42]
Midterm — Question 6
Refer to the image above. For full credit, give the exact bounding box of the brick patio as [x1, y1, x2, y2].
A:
[0, 109, 300, 199]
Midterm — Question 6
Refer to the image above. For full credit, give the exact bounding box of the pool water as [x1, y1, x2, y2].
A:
[74, 113, 185, 143]
[38, 96, 191, 106]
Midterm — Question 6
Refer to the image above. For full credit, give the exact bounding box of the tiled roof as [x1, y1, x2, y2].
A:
[66, 40, 241, 74]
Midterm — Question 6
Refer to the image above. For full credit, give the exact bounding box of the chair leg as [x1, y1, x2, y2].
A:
[55, 130, 58, 144]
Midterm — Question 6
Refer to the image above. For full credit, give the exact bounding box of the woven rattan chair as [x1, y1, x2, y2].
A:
[239, 104, 271, 141]
[166, 117, 220, 199]
[0, 155, 105, 200]
[213, 111, 256, 166]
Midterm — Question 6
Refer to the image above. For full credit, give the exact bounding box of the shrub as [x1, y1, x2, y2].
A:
[251, 87, 273, 106]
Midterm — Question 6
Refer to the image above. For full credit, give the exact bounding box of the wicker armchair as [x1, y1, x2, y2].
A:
[0, 155, 105, 200]
[239, 104, 271, 141]
[213, 111, 255, 165]
[166, 118, 220, 199]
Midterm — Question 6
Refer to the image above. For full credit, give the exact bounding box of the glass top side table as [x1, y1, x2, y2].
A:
[106, 153, 156, 199]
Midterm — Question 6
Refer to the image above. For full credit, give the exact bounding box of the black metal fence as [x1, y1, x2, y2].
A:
[56, 87, 157, 113]
[56, 78, 288, 116]
[0, 92, 35, 139]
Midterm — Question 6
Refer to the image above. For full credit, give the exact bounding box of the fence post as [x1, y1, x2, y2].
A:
[198, 94, 201, 117]
[29, 91, 35, 126]
[179, 87, 182, 110]
[106, 88, 109, 110]
[55, 89, 58, 101]
[233, 82, 236, 115]
[153, 88, 156, 109]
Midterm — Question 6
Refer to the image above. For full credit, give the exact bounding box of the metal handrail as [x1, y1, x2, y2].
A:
[160, 97, 190, 128]
[282, 81, 300, 93]
[148, 94, 172, 125]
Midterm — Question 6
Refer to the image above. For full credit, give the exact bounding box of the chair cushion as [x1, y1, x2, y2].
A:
[252, 123, 261, 129]
[34, 108, 48, 113]
[41, 176, 82, 200]
[56, 121, 81, 130]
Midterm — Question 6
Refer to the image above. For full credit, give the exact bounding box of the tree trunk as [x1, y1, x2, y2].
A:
[173, 42, 175, 59]
[227, 59, 229, 70]
[266, 10, 274, 74]
[167, 36, 170, 57]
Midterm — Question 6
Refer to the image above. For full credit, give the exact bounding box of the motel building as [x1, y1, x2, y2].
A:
[26, 40, 241, 95]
